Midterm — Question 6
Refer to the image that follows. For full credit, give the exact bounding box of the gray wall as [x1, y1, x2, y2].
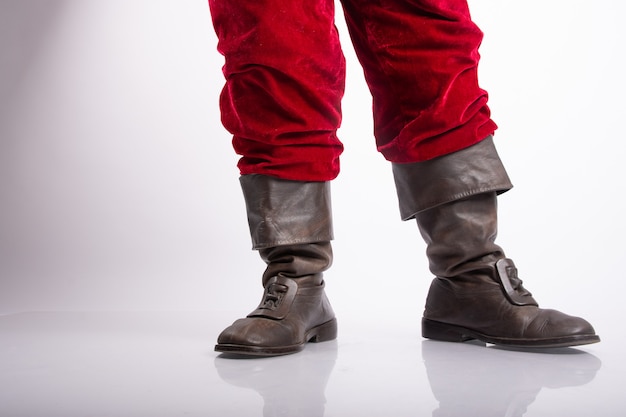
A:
[1, 1, 624, 319]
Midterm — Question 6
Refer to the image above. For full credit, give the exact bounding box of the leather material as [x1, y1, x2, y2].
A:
[392, 136, 513, 220]
[413, 193, 599, 347]
[216, 275, 337, 356]
[495, 258, 537, 306]
[240, 174, 333, 249]
[393, 138, 599, 347]
[259, 241, 333, 286]
[422, 274, 598, 347]
[216, 175, 337, 356]
[248, 275, 300, 320]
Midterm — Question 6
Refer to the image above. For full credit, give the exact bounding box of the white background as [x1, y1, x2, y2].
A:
[1, 0, 624, 334]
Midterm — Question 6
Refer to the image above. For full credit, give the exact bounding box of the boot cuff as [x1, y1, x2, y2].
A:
[392, 136, 513, 220]
[240, 174, 334, 249]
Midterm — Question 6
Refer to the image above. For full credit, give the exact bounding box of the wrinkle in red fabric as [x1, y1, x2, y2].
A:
[209, 0, 497, 181]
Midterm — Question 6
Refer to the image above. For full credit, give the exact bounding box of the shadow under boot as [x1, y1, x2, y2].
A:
[422, 340, 601, 417]
[215, 340, 338, 417]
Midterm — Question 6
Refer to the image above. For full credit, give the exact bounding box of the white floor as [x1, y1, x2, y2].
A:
[2, 2, 625, 416]
[1, 310, 622, 417]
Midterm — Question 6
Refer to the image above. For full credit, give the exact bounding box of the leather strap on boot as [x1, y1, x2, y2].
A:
[495, 258, 537, 306]
[247, 274, 334, 322]
[391, 136, 513, 220]
[216, 272, 337, 356]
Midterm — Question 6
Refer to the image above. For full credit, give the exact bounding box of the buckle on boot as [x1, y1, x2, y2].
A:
[248, 276, 298, 320]
[495, 258, 538, 306]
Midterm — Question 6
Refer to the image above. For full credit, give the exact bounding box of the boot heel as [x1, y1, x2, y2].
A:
[308, 318, 338, 343]
[422, 318, 474, 343]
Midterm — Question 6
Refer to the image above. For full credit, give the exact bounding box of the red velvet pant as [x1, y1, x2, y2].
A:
[209, 0, 497, 181]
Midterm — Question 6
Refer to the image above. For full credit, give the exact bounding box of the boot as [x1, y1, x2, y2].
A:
[215, 174, 337, 356]
[392, 136, 600, 348]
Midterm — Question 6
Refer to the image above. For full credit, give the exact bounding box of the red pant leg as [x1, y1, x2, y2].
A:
[340, 0, 498, 162]
[209, 0, 345, 181]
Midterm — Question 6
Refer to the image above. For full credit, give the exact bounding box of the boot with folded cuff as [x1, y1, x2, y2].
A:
[215, 174, 337, 356]
[392, 136, 600, 348]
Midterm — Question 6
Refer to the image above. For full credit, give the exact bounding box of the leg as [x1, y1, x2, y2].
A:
[341, 0, 599, 347]
[209, 0, 345, 181]
[208, 0, 344, 355]
[215, 175, 337, 356]
[394, 138, 599, 347]
[340, 0, 497, 162]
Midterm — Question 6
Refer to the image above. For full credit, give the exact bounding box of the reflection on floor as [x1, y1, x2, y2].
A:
[0, 311, 621, 416]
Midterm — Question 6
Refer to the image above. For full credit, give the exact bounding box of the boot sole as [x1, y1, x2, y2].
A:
[214, 318, 338, 357]
[422, 318, 601, 348]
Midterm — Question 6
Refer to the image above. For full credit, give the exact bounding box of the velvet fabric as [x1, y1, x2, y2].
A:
[209, 0, 498, 181]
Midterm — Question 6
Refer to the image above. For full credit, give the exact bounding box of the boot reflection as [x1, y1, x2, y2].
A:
[214, 340, 338, 417]
[422, 340, 601, 417]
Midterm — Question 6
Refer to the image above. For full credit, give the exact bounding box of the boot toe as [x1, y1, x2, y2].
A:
[216, 317, 302, 356]
[529, 309, 599, 343]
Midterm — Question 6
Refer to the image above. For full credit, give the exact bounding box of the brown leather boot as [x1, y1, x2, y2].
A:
[215, 174, 337, 356]
[393, 136, 600, 348]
